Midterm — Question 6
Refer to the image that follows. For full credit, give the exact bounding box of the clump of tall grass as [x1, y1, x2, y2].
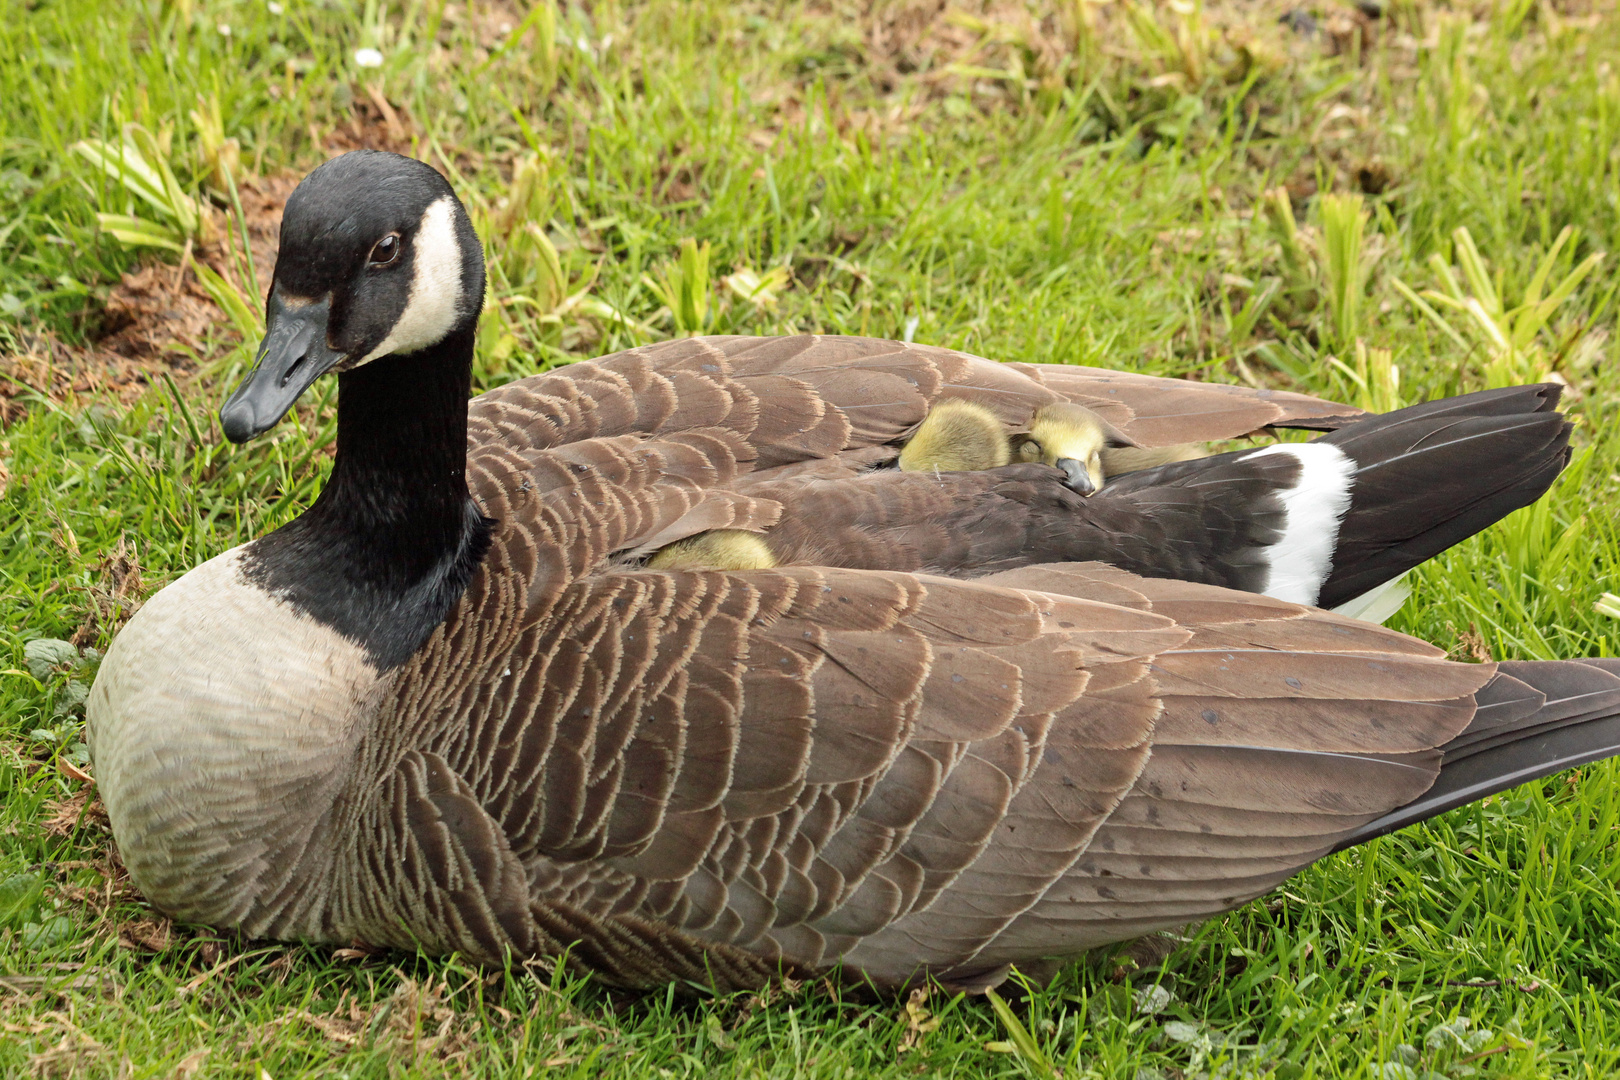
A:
[648, 238, 714, 337]
[473, 151, 650, 380]
[1319, 192, 1369, 355]
[72, 125, 216, 253]
[1394, 225, 1606, 389]
[74, 122, 262, 343]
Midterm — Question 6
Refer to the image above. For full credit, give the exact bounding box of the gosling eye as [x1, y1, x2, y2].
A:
[1017, 440, 1043, 463]
[368, 233, 402, 267]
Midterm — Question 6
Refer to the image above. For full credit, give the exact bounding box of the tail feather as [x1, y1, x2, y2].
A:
[1333, 659, 1620, 851]
[1094, 384, 1571, 612]
[1316, 384, 1571, 609]
[1328, 382, 1562, 426]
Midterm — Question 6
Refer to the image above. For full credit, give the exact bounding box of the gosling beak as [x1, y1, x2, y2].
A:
[220, 293, 345, 443]
[1055, 458, 1097, 496]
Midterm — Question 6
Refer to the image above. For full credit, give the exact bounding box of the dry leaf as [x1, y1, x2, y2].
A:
[896, 985, 941, 1054]
[172, 1049, 210, 1079]
[1448, 621, 1494, 664]
[332, 938, 384, 961]
[57, 759, 93, 784]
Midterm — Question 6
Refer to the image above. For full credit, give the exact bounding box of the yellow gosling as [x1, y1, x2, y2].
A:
[898, 399, 1011, 475]
[646, 529, 778, 571]
[899, 399, 1205, 495]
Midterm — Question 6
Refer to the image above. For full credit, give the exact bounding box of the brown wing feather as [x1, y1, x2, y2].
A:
[965, 575, 1493, 970]
[470, 335, 1355, 469]
[374, 533, 1497, 989]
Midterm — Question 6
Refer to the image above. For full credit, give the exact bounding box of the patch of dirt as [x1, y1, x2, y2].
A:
[86, 169, 296, 373]
[2, 91, 419, 428]
[93, 263, 224, 364]
[0, 338, 151, 427]
[322, 82, 416, 155]
[69, 533, 144, 648]
[0, 174, 290, 425]
[39, 791, 110, 840]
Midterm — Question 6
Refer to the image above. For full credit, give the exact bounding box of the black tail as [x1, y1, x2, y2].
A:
[1094, 384, 1571, 610]
[1315, 383, 1571, 609]
[1334, 658, 1620, 852]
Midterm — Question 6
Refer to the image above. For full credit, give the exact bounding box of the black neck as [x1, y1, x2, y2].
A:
[242, 324, 492, 669]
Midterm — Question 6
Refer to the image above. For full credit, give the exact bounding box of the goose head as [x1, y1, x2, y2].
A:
[1014, 402, 1137, 496]
[220, 150, 485, 443]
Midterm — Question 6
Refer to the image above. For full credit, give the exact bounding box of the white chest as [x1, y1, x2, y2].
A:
[87, 547, 380, 931]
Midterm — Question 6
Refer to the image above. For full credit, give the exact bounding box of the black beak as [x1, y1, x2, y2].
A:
[1055, 458, 1096, 496]
[219, 294, 346, 443]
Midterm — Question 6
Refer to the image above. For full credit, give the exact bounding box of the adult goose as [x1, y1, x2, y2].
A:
[89, 151, 1620, 992]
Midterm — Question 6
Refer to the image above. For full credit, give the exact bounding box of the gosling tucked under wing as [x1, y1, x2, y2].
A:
[896, 398, 1013, 475]
[896, 398, 1202, 497]
[1014, 401, 1133, 495]
[89, 152, 1620, 993]
[729, 383, 1568, 611]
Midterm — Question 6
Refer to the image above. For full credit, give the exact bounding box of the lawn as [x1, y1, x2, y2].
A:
[4, 0, 1620, 1076]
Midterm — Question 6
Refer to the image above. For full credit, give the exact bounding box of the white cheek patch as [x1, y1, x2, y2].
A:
[357, 195, 465, 365]
[1243, 442, 1356, 606]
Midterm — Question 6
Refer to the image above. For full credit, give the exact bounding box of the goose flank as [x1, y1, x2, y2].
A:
[90, 151, 1620, 993]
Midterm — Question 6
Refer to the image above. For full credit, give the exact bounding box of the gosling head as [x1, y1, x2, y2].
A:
[1014, 403, 1137, 496]
[220, 151, 485, 443]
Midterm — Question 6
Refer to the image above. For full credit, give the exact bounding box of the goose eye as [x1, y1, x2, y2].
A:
[368, 233, 401, 267]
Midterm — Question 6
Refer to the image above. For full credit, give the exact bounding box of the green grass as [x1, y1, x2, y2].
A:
[5, 0, 1620, 1076]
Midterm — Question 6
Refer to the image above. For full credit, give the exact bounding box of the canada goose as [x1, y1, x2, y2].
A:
[89, 152, 1620, 995]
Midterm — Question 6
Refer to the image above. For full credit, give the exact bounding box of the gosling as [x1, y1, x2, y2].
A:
[896, 398, 1012, 474]
[645, 529, 778, 571]
[900, 399, 1206, 496]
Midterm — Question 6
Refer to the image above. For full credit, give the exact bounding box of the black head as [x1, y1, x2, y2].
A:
[220, 151, 486, 442]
